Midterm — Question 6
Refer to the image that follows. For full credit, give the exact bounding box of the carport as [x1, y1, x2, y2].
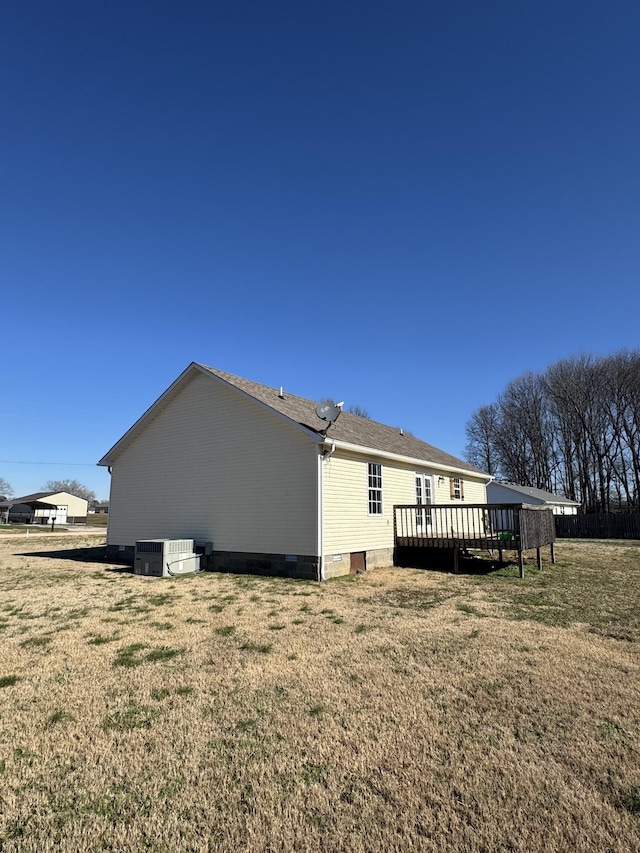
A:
[0, 494, 63, 525]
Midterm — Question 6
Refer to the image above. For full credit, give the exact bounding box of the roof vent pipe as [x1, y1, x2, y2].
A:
[278, 387, 284, 398]
[400, 428, 403, 435]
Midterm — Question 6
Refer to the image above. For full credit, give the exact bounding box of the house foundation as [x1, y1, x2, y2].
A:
[323, 546, 394, 579]
[105, 544, 320, 580]
[105, 543, 396, 581]
[203, 550, 319, 581]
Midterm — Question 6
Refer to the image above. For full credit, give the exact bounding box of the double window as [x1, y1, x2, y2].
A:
[368, 463, 383, 514]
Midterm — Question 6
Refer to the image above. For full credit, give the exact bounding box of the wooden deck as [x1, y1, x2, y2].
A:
[395, 533, 515, 550]
[393, 503, 555, 577]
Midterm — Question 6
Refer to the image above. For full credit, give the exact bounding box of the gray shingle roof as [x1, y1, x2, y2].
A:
[0, 492, 57, 508]
[200, 364, 486, 476]
[489, 482, 580, 505]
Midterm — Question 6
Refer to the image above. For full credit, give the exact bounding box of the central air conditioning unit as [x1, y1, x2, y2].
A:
[134, 539, 200, 577]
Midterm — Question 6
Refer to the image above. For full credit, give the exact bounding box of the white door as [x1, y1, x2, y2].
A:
[415, 474, 433, 535]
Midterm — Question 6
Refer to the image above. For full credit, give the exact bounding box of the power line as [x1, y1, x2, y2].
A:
[0, 461, 99, 467]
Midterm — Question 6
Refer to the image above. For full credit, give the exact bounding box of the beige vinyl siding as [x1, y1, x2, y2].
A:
[437, 476, 486, 504]
[323, 451, 405, 554]
[107, 372, 318, 554]
[45, 492, 88, 519]
[323, 450, 488, 554]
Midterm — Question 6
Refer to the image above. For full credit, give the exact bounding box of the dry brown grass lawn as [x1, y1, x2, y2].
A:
[0, 533, 638, 852]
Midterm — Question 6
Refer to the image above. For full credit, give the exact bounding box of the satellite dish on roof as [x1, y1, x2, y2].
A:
[316, 400, 342, 425]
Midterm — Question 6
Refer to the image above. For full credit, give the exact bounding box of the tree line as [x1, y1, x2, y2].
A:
[464, 351, 640, 513]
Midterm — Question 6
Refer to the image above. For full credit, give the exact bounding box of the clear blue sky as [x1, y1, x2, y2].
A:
[2, 1, 639, 501]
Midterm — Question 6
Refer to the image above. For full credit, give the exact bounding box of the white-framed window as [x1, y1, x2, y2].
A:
[368, 462, 383, 515]
[415, 473, 433, 528]
[450, 477, 464, 500]
[415, 473, 433, 506]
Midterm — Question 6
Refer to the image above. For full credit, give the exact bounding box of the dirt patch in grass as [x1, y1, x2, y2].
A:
[0, 534, 638, 852]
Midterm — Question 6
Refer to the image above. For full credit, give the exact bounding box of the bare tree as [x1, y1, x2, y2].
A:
[467, 349, 640, 513]
[0, 477, 14, 501]
[42, 480, 97, 504]
[347, 404, 371, 419]
[464, 404, 499, 474]
[485, 373, 555, 488]
[545, 355, 618, 512]
[610, 351, 640, 510]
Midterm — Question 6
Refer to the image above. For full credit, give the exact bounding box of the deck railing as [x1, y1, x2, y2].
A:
[393, 503, 523, 549]
[393, 503, 556, 576]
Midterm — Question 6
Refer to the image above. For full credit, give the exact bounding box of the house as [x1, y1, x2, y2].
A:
[486, 481, 580, 515]
[98, 363, 491, 579]
[89, 502, 109, 514]
[0, 491, 89, 525]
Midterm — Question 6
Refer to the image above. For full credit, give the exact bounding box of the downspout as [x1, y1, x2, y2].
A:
[323, 439, 336, 461]
[317, 440, 336, 581]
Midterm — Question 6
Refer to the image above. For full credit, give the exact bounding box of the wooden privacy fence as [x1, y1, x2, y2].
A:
[555, 513, 640, 540]
[393, 503, 556, 578]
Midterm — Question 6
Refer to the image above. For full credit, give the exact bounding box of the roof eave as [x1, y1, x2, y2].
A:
[323, 438, 491, 480]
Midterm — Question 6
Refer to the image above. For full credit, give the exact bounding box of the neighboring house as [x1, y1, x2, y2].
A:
[486, 481, 580, 515]
[89, 502, 110, 514]
[0, 491, 89, 525]
[98, 363, 491, 579]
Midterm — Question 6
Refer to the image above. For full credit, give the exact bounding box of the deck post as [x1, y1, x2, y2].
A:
[550, 542, 555, 564]
[536, 547, 542, 571]
[453, 546, 459, 575]
[518, 550, 524, 579]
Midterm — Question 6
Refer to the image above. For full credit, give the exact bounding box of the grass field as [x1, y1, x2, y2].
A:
[0, 533, 638, 852]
